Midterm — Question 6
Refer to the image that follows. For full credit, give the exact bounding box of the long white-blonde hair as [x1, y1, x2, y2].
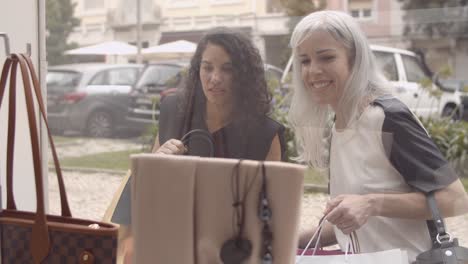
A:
[288, 10, 390, 168]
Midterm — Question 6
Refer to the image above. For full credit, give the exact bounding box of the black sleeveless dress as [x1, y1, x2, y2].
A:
[111, 93, 286, 225]
[158, 94, 286, 160]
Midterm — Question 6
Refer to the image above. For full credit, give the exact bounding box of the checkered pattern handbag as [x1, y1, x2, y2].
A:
[0, 54, 119, 263]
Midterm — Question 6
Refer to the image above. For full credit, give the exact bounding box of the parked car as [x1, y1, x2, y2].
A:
[438, 79, 468, 120]
[125, 61, 188, 133]
[281, 45, 463, 120]
[126, 62, 285, 133]
[47, 63, 143, 137]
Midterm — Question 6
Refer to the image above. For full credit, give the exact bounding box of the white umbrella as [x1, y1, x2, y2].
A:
[142, 40, 197, 58]
[65, 41, 137, 55]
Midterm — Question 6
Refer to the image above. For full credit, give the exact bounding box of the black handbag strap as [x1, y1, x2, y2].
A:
[180, 129, 215, 157]
[426, 191, 450, 245]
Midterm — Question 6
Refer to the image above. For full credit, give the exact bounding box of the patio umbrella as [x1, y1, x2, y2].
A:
[141, 40, 197, 60]
[65, 41, 137, 55]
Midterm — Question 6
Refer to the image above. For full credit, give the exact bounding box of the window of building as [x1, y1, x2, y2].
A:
[84, 0, 105, 10]
[349, 0, 374, 19]
[210, 0, 243, 6]
[85, 23, 103, 33]
[166, 0, 198, 8]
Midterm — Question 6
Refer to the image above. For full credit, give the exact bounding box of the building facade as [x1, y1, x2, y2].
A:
[69, 0, 161, 49]
[67, 0, 467, 79]
[157, 0, 289, 67]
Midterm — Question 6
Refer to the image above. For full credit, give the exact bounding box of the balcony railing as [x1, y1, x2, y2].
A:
[161, 13, 289, 35]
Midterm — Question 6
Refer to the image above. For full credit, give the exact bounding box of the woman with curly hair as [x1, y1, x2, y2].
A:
[153, 27, 285, 160]
[113, 28, 285, 263]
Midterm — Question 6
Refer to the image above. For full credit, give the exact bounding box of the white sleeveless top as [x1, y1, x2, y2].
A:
[329, 96, 458, 262]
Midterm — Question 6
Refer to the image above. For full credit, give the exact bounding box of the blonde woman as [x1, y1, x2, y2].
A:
[289, 11, 468, 262]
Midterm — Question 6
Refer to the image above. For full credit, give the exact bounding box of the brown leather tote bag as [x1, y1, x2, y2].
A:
[0, 54, 119, 264]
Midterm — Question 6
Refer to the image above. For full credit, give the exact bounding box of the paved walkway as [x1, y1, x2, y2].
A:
[48, 171, 468, 247]
[48, 137, 467, 248]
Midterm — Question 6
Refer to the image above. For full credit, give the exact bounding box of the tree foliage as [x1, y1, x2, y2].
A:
[278, 0, 326, 67]
[398, 0, 468, 39]
[280, 0, 325, 17]
[46, 0, 80, 65]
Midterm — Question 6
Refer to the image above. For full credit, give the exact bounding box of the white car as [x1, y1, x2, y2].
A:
[281, 45, 462, 120]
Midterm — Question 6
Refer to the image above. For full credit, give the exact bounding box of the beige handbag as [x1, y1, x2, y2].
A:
[131, 154, 305, 264]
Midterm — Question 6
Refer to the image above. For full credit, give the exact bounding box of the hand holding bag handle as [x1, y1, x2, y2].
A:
[415, 192, 468, 264]
[180, 128, 215, 157]
[1, 54, 73, 263]
[110, 128, 215, 224]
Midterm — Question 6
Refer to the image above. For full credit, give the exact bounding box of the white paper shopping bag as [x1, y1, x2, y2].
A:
[296, 217, 409, 264]
[296, 248, 409, 264]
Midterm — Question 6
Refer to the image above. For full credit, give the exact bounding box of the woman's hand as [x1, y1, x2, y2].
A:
[324, 194, 376, 235]
[153, 139, 187, 155]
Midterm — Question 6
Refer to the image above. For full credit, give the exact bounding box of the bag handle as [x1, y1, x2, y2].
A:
[0, 54, 71, 263]
[415, 192, 468, 263]
[180, 128, 215, 157]
[1, 54, 71, 216]
[6, 53, 50, 263]
[2, 57, 18, 211]
[296, 216, 355, 264]
[20, 54, 71, 217]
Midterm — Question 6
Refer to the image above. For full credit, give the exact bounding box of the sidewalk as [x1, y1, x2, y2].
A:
[48, 170, 468, 247]
[48, 136, 468, 247]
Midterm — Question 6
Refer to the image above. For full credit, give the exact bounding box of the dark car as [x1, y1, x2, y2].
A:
[47, 63, 143, 137]
[126, 62, 286, 133]
[126, 61, 188, 133]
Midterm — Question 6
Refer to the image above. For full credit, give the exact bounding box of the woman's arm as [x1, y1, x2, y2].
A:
[265, 133, 281, 161]
[299, 221, 337, 249]
[369, 179, 468, 219]
[325, 179, 468, 235]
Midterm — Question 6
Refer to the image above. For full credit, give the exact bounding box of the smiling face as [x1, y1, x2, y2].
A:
[199, 43, 234, 107]
[297, 30, 352, 109]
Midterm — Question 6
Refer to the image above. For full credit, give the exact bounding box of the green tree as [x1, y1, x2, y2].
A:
[278, 0, 326, 67]
[280, 0, 326, 24]
[46, 0, 80, 65]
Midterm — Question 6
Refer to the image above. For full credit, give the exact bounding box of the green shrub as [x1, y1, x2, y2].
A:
[421, 118, 468, 177]
[139, 96, 160, 152]
[266, 72, 297, 162]
[421, 118, 468, 162]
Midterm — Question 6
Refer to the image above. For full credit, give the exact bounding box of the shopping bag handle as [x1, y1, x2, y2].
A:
[296, 215, 354, 264]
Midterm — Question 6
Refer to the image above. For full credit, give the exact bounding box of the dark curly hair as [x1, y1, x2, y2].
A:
[180, 27, 272, 125]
